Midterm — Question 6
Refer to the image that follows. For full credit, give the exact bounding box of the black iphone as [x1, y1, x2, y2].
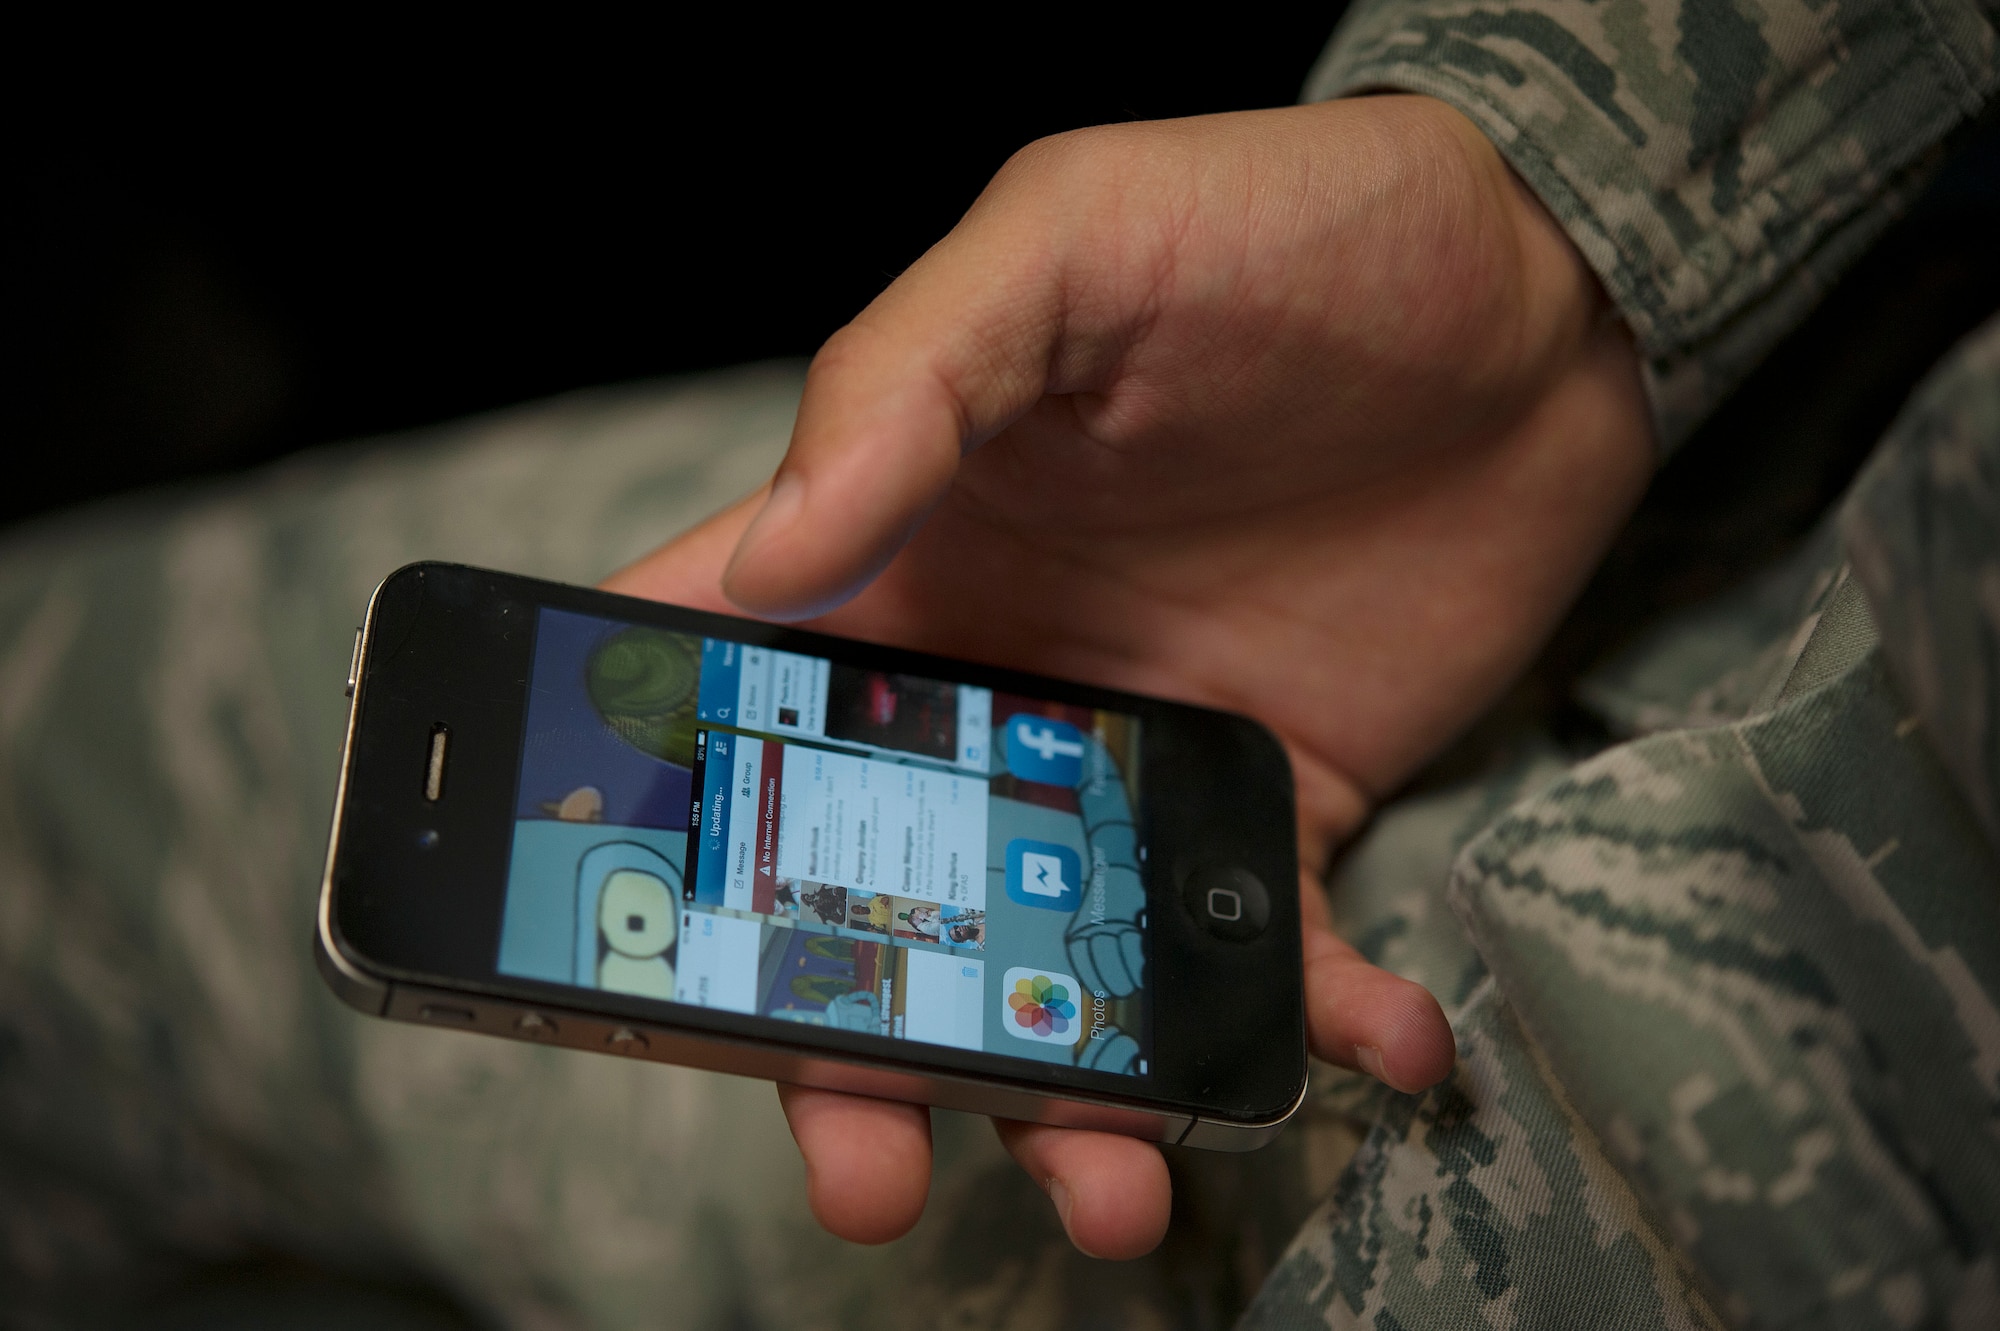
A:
[317, 562, 1306, 1148]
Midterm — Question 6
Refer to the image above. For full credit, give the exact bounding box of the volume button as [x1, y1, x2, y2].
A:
[345, 628, 363, 697]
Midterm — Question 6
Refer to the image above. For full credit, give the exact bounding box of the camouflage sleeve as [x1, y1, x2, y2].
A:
[1843, 313, 2000, 847]
[1304, 0, 1999, 450]
[1250, 323, 2000, 1328]
[1433, 329, 2000, 1325]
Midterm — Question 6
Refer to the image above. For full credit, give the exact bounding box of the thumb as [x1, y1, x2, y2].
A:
[720, 201, 1069, 619]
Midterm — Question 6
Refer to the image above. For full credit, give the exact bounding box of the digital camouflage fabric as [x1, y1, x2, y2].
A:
[1845, 324, 2000, 848]
[1306, 0, 1999, 450]
[1244, 317, 2000, 1329]
[1237, 0, 1999, 1319]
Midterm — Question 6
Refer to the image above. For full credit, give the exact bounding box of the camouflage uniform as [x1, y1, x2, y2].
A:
[1239, 1, 2000, 1326]
[1249, 326, 2000, 1328]
[2, 4, 1998, 1331]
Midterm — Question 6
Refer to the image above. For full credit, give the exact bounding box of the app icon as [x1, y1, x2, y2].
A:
[1003, 714, 1085, 786]
[1005, 838, 1082, 912]
[1002, 967, 1081, 1043]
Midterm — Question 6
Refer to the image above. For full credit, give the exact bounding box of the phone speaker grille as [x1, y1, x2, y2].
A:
[424, 724, 449, 801]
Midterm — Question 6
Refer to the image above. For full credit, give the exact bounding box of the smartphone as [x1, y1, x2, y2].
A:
[317, 562, 1306, 1148]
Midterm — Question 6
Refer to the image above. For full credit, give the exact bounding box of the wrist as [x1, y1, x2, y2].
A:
[1398, 92, 1650, 453]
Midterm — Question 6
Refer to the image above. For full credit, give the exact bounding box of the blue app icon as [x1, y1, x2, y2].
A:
[1003, 715, 1085, 786]
[1006, 838, 1083, 912]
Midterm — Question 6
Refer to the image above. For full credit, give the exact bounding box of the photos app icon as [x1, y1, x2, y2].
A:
[1002, 967, 1081, 1043]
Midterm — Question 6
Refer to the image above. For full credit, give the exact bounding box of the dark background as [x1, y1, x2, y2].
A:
[14, 18, 1343, 528]
[16, 12, 1999, 619]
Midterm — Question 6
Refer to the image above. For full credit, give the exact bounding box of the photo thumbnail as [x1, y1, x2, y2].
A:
[758, 930, 889, 1034]
[796, 881, 849, 926]
[940, 905, 985, 950]
[845, 888, 892, 935]
[765, 877, 805, 922]
[891, 898, 943, 943]
[826, 668, 958, 761]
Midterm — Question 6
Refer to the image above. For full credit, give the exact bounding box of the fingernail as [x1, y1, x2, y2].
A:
[725, 473, 805, 589]
[1047, 1177, 1074, 1231]
[1356, 1045, 1386, 1082]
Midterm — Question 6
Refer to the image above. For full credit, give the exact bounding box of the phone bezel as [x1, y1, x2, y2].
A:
[325, 562, 1306, 1125]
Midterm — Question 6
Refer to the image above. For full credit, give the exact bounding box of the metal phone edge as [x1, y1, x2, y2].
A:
[315, 580, 392, 1017]
[318, 871, 1305, 1149]
[313, 915, 1306, 1149]
[311, 566, 1305, 1151]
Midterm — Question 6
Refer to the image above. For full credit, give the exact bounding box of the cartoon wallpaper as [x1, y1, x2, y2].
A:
[513, 609, 699, 831]
[496, 820, 686, 988]
[495, 607, 1154, 1077]
[579, 841, 681, 999]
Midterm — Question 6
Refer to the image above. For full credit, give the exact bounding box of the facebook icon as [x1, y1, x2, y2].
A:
[1003, 714, 1085, 787]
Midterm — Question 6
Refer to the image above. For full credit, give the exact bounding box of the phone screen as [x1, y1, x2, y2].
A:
[491, 607, 1152, 1078]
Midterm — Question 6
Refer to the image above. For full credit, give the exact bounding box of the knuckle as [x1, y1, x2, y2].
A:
[990, 124, 1135, 202]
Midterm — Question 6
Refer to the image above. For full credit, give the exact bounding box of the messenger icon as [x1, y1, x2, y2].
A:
[1005, 838, 1083, 912]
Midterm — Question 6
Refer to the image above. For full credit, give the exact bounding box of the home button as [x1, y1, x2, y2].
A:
[1182, 865, 1270, 942]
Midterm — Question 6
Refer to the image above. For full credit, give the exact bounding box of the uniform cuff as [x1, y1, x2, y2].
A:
[1305, 0, 1997, 454]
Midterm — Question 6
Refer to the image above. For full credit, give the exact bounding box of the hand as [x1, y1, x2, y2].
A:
[607, 94, 1653, 1258]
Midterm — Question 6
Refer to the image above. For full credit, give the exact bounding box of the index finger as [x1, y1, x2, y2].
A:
[716, 143, 1133, 621]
